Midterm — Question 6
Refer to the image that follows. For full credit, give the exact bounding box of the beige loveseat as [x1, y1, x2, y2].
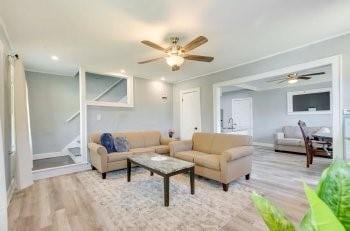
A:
[169, 132, 253, 191]
[275, 126, 329, 154]
[88, 131, 172, 179]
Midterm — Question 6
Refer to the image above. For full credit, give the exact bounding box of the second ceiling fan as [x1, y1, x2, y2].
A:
[138, 36, 214, 71]
[266, 72, 326, 84]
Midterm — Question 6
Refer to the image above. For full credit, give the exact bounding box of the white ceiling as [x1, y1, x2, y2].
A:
[221, 65, 332, 93]
[1, 0, 350, 82]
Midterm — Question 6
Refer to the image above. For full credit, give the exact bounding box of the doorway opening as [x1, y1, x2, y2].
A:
[213, 55, 343, 160]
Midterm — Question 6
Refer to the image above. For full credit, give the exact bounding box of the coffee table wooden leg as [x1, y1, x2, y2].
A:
[164, 176, 169, 207]
[190, 167, 195, 194]
[127, 159, 131, 182]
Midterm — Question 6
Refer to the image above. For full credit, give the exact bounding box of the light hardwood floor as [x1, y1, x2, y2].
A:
[8, 147, 331, 231]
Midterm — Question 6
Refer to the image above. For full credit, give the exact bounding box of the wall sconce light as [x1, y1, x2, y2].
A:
[161, 92, 168, 103]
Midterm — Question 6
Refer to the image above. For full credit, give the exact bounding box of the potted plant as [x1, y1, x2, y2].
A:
[251, 161, 350, 231]
[168, 129, 175, 138]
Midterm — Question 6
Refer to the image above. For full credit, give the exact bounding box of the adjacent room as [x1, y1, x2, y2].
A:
[1, 1, 350, 230]
[218, 65, 334, 167]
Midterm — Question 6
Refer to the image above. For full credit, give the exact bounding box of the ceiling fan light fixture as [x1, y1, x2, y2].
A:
[166, 54, 184, 67]
[288, 78, 298, 84]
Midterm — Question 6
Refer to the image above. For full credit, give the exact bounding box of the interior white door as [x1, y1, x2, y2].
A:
[232, 98, 253, 136]
[181, 89, 201, 140]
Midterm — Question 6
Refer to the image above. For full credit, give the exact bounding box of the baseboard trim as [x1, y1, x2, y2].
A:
[33, 152, 66, 160]
[7, 179, 16, 206]
[252, 142, 274, 148]
[32, 163, 92, 180]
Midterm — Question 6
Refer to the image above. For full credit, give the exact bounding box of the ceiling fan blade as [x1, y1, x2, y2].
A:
[297, 76, 312, 80]
[184, 54, 214, 62]
[138, 57, 164, 64]
[182, 36, 208, 52]
[141, 40, 166, 51]
[172, 65, 180, 71]
[299, 72, 325, 77]
[277, 79, 287, 84]
[266, 77, 288, 82]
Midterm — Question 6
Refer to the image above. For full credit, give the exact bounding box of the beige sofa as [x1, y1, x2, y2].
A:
[275, 126, 328, 154]
[88, 131, 172, 179]
[169, 132, 253, 191]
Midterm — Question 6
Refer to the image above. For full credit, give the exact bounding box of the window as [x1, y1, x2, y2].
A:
[287, 88, 331, 115]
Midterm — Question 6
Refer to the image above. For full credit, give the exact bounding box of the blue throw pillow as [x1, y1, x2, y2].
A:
[114, 137, 130, 152]
[100, 133, 116, 153]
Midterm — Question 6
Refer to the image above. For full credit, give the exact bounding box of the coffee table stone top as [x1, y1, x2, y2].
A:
[128, 153, 194, 174]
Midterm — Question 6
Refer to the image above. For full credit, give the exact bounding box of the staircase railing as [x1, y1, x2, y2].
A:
[66, 79, 124, 122]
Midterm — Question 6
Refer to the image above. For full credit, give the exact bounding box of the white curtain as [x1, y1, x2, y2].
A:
[13, 58, 33, 190]
[0, 120, 8, 231]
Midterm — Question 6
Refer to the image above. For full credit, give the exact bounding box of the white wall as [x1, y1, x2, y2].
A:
[26, 71, 173, 154]
[173, 34, 350, 136]
[221, 82, 332, 144]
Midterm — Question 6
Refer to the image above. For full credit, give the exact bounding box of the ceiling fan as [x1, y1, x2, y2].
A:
[138, 36, 214, 71]
[266, 72, 326, 84]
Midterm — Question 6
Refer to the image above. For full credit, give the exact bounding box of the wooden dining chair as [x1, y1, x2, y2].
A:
[298, 120, 314, 168]
[298, 120, 331, 168]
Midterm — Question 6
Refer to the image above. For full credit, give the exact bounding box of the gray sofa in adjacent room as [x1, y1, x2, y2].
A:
[274, 126, 330, 154]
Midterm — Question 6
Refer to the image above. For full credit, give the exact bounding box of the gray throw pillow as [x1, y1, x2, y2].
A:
[114, 137, 130, 152]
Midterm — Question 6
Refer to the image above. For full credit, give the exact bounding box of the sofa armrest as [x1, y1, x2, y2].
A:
[88, 142, 107, 156]
[88, 142, 108, 173]
[276, 132, 285, 140]
[160, 136, 174, 145]
[169, 140, 193, 156]
[220, 146, 254, 162]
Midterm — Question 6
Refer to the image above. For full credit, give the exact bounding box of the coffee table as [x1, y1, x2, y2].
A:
[127, 153, 195, 207]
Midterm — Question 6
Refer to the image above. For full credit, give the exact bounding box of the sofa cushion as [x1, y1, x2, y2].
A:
[153, 145, 169, 154]
[210, 133, 251, 155]
[107, 152, 132, 162]
[143, 131, 161, 147]
[130, 147, 155, 155]
[194, 154, 220, 170]
[192, 133, 214, 154]
[112, 132, 144, 149]
[282, 126, 322, 139]
[174, 151, 206, 162]
[283, 126, 303, 139]
[277, 138, 304, 146]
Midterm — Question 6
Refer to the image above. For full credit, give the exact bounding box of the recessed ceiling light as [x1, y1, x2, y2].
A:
[120, 69, 126, 74]
[51, 55, 59, 61]
[160, 77, 165, 81]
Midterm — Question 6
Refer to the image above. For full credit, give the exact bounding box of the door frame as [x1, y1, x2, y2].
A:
[232, 97, 253, 137]
[0, 40, 8, 231]
[213, 55, 343, 159]
[180, 87, 202, 140]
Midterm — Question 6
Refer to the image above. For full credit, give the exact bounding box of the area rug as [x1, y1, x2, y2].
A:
[76, 168, 254, 230]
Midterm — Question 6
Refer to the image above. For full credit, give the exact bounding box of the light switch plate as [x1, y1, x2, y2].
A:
[97, 114, 101, 121]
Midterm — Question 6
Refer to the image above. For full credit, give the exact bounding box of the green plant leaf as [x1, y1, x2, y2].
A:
[316, 161, 350, 230]
[299, 211, 316, 231]
[304, 184, 345, 231]
[251, 192, 295, 231]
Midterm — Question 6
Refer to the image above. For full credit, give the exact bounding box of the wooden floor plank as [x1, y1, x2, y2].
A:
[8, 146, 331, 230]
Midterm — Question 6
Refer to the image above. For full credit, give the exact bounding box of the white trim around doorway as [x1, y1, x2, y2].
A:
[213, 55, 343, 159]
